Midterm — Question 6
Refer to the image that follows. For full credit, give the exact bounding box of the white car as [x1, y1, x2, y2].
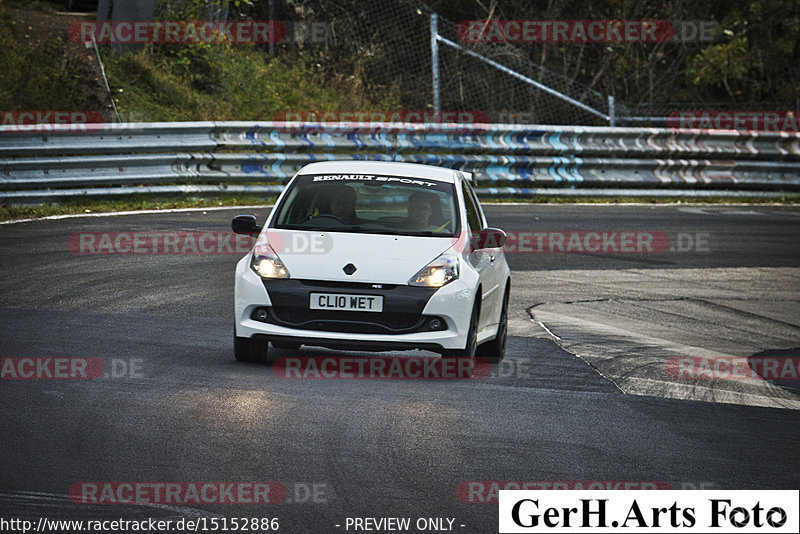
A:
[232, 161, 510, 364]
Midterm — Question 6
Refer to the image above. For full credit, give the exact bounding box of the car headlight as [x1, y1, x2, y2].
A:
[408, 255, 459, 287]
[250, 242, 290, 279]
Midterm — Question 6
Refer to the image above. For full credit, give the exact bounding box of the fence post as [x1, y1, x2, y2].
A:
[431, 14, 441, 115]
[608, 95, 616, 126]
[268, 0, 275, 56]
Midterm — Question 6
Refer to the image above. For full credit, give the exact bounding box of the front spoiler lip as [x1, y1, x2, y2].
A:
[253, 306, 442, 335]
[256, 334, 444, 353]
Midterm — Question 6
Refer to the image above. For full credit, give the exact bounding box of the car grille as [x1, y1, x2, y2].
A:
[255, 279, 440, 335]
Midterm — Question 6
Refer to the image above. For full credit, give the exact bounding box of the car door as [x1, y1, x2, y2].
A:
[469, 181, 505, 328]
[460, 177, 501, 332]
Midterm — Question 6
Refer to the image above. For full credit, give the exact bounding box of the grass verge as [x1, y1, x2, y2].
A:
[0, 194, 277, 222]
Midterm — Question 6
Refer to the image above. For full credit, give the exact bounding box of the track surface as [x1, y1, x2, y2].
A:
[1, 205, 798, 532]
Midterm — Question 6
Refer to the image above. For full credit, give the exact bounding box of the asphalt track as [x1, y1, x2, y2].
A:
[0, 204, 798, 533]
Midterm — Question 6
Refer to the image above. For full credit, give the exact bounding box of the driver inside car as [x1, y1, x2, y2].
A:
[405, 191, 447, 232]
[327, 185, 360, 224]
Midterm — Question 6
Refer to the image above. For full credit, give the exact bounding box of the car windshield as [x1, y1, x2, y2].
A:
[270, 173, 460, 237]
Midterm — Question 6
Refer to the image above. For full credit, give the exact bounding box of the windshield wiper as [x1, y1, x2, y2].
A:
[275, 224, 332, 231]
[336, 226, 402, 235]
[276, 224, 435, 236]
[358, 229, 400, 235]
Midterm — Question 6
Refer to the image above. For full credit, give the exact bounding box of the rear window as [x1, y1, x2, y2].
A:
[270, 174, 460, 237]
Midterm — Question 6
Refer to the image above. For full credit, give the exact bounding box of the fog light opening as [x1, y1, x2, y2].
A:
[255, 308, 269, 321]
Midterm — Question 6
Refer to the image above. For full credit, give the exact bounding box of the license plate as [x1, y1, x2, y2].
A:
[309, 293, 383, 312]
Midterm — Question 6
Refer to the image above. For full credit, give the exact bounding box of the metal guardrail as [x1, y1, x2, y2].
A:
[1, 122, 799, 204]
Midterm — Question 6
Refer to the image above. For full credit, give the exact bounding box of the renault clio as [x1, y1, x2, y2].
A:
[232, 161, 510, 364]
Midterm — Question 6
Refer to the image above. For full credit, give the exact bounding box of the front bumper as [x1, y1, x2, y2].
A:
[234, 255, 476, 351]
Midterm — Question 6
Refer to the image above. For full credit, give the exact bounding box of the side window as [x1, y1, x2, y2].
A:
[466, 181, 487, 228]
[461, 180, 482, 233]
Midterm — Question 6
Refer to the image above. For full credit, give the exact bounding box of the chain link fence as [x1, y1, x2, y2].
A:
[142, 0, 796, 127]
[432, 9, 612, 125]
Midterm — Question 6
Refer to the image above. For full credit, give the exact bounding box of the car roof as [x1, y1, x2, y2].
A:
[297, 161, 460, 183]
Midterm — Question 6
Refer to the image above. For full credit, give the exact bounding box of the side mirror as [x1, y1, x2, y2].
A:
[475, 227, 506, 250]
[232, 215, 262, 235]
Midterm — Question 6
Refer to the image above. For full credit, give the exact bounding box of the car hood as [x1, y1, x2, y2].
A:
[261, 229, 455, 283]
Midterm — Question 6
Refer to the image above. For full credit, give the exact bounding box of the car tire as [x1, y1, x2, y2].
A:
[441, 301, 478, 378]
[477, 284, 508, 364]
[234, 335, 270, 364]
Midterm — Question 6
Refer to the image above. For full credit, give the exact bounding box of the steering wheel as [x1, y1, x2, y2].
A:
[312, 214, 347, 223]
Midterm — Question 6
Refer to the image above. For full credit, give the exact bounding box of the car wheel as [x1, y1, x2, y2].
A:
[477, 284, 508, 364]
[441, 301, 478, 378]
[234, 335, 270, 364]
